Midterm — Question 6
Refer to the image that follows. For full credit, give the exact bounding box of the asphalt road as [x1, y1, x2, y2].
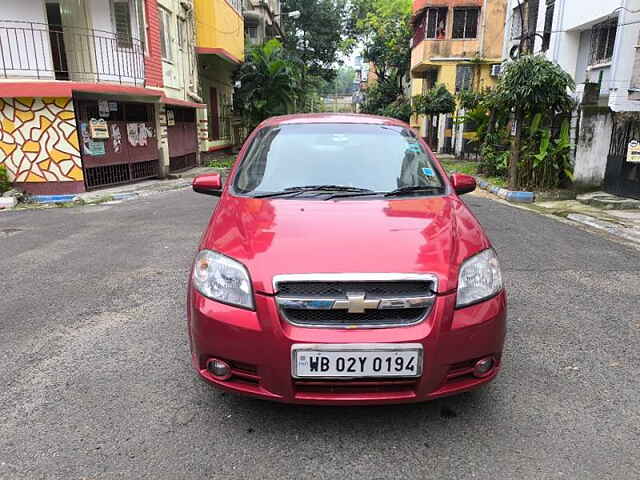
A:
[1, 189, 639, 480]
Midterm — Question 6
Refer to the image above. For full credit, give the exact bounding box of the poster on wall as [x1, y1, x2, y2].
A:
[80, 123, 105, 156]
[111, 124, 122, 153]
[628, 140, 640, 163]
[108, 101, 118, 112]
[89, 118, 109, 139]
[167, 110, 175, 126]
[127, 123, 139, 146]
[98, 100, 110, 118]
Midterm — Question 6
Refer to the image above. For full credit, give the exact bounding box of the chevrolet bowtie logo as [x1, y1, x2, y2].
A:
[333, 292, 380, 313]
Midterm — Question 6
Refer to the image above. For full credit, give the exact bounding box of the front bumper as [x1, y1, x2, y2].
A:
[187, 288, 506, 405]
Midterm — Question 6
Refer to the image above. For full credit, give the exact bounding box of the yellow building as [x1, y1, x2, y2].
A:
[410, 0, 506, 154]
[194, 0, 245, 153]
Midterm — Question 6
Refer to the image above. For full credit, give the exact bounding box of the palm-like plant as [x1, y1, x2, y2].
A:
[233, 40, 304, 131]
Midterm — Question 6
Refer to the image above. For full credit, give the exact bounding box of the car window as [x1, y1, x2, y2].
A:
[233, 123, 444, 196]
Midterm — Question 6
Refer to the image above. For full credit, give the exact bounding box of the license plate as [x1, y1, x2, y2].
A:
[291, 343, 423, 379]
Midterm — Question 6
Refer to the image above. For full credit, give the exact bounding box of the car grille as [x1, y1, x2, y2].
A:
[274, 276, 437, 328]
[276, 281, 432, 298]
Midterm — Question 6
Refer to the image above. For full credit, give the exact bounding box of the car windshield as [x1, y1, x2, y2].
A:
[233, 123, 444, 197]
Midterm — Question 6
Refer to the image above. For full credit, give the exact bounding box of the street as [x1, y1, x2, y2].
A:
[1, 189, 639, 479]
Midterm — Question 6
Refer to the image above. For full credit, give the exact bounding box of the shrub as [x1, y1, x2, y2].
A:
[0, 165, 11, 194]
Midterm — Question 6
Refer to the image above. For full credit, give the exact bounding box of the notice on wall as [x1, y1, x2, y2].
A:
[89, 118, 109, 139]
[80, 123, 105, 156]
[98, 100, 110, 118]
[127, 123, 140, 146]
[111, 124, 122, 153]
[108, 101, 118, 112]
[167, 110, 175, 126]
[627, 140, 640, 163]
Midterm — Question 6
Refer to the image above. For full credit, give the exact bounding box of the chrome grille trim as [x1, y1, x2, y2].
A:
[273, 273, 439, 293]
[273, 273, 438, 329]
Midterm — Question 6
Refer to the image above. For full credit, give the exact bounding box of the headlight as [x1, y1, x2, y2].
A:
[192, 250, 254, 309]
[456, 249, 503, 308]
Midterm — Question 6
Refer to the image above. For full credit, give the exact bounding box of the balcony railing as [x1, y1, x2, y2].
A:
[0, 20, 145, 85]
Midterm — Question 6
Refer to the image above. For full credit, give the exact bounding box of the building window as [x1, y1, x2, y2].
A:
[590, 18, 617, 65]
[511, 2, 527, 40]
[227, 0, 241, 13]
[456, 64, 474, 92]
[246, 24, 258, 40]
[421, 70, 438, 94]
[452, 8, 479, 39]
[112, 0, 133, 48]
[159, 7, 173, 61]
[542, 0, 555, 51]
[425, 8, 447, 39]
[177, 17, 186, 50]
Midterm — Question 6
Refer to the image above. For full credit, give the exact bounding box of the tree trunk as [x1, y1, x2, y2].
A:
[509, 113, 523, 190]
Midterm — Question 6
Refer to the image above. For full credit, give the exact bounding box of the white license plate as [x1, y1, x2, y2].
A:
[292, 344, 423, 379]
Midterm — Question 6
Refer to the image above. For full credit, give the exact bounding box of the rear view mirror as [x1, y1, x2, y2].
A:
[193, 173, 222, 196]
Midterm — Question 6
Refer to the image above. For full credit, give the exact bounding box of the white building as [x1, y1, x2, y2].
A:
[503, 0, 640, 197]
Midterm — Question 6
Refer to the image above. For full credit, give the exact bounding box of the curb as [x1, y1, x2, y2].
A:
[477, 179, 535, 203]
[31, 194, 78, 204]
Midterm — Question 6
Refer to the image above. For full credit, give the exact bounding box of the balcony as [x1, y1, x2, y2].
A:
[0, 20, 145, 85]
[194, 0, 244, 64]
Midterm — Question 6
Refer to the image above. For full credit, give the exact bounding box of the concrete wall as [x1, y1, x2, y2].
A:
[574, 108, 613, 187]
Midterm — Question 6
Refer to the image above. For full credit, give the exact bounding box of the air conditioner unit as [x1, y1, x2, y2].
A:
[491, 64, 503, 77]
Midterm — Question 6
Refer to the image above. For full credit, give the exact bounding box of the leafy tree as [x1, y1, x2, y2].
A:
[413, 85, 456, 145]
[281, 0, 349, 82]
[233, 40, 303, 131]
[319, 66, 356, 96]
[348, 0, 412, 98]
[496, 55, 575, 188]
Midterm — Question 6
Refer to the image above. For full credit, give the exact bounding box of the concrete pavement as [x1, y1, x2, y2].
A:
[1, 189, 639, 479]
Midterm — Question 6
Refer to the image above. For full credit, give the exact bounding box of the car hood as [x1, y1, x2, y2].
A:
[200, 195, 491, 295]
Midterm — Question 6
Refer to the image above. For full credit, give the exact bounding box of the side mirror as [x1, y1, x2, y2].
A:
[450, 173, 476, 195]
[193, 173, 222, 196]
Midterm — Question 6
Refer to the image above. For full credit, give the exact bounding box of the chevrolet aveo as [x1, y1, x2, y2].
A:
[187, 114, 506, 405]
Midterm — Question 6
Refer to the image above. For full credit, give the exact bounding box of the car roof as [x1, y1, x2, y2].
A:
[259, 113, 410, 128]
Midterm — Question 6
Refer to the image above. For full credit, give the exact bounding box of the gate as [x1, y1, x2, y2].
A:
[167, 108, 198, 172]
[76, 100, 159, 190]
[604, 118, 640, 199]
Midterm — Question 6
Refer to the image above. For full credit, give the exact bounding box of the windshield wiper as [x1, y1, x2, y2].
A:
[253, 185, 374, 198]
[384, 186, 444, 197]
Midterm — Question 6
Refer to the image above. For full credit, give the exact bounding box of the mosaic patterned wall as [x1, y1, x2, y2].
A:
[0, 97, 83, 183]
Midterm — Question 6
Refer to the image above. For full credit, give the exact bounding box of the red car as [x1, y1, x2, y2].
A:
[188, 114, 506, 405]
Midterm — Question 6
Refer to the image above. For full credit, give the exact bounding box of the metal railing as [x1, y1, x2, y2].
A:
[0, 20, 145, 85]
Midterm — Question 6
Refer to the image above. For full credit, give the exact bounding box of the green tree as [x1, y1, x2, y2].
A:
[496, 55, 575, 188]
[413, 85, 456, 145]
[349, 0, 412, 99]
[281, 0, 349, 82]
[233, 40, 303, 131]
[319, 66, 356, 96]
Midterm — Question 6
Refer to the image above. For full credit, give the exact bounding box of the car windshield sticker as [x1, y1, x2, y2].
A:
[406, 144, 422, 154]
[422, 167, 434, 176]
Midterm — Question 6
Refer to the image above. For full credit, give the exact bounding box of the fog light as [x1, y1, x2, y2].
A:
[207, 358, 232, 380]
[473, 357, 494, 377]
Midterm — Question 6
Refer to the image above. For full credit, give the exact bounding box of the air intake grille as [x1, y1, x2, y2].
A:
[276, 281, 433, 298]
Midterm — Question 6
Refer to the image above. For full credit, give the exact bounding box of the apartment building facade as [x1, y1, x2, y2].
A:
[0, 0, 210, 195]
[243, 0, 281, 45]
[410, 0, 507, 154]
[503, 0, 640, 199]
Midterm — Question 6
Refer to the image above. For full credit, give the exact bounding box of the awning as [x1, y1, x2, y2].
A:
[161, 96, 206, 109]
[0, 81, 163, 99]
